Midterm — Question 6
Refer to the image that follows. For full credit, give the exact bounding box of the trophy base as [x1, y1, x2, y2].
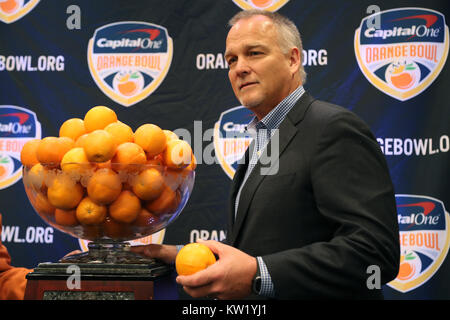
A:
[24, 241, 178, 300]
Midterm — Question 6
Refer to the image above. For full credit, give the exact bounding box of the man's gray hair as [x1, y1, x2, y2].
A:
[228, 10, 307, 84]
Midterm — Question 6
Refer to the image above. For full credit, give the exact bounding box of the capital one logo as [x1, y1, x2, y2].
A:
[355, 8, 449, 101]
[0, 105, 41, 189]
[388, 194, 450, 293]
[87, 21, 173, 107]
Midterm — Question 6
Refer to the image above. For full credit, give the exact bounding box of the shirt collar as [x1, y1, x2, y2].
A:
[246, 85, 305, 134]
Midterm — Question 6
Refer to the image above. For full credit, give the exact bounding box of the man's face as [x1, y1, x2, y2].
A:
[225, 15, 298, 118]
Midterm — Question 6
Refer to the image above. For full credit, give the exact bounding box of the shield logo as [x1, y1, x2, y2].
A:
[214, 106, 254, 179]
[0, 105, 41, 189]
[232, 0, 289, 12]
[87, 21, 173, 107]
[0, 0, 40, 24]
[388, 194, 450, 293]
[354, 8, 449, 101]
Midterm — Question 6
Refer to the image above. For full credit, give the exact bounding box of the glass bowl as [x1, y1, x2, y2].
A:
[22, 161, 194, 263]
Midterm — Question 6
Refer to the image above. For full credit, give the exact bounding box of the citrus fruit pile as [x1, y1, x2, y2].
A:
[175, 243, 216, 276]
[21, 106, 195, 241]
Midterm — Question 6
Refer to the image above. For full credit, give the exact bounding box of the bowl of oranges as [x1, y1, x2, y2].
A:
[21, 106, 195, 243]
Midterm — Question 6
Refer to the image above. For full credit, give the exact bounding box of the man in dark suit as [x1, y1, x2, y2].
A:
[132, 9, 400, 299]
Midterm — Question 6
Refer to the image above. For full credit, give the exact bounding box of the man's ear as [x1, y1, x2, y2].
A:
[289, 47, 301, 74]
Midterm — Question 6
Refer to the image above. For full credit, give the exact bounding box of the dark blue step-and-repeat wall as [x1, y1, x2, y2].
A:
[1, 0, 449, 299]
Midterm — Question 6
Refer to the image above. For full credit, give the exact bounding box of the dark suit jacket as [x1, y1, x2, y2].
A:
[228, 92, 400, 299]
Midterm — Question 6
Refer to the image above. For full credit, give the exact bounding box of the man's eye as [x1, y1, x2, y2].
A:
[249, 51, 262, 56]
[227, 57, 237, 65]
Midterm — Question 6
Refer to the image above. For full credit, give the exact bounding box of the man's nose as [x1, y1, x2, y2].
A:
[234, 57, 250, 76]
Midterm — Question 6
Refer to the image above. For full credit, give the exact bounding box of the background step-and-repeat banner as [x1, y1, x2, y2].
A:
[1, 0, 449, 299]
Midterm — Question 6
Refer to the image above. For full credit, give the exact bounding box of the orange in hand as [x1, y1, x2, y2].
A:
[175, 243, 216, 276]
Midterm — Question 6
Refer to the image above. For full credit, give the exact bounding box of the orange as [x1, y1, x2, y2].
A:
[20, 139, 41, 168]
[134, 124, 167, 157]
[162, 139, 193, 169]
[0, 166, 5, 180]
[104, 121, 134, 146]
[163, 130, 178, 142]
[0, 0, 18, 14]
[36, 136, 74, 168]
[133, 208, 160, 227]
[164, 169, 184, 191]
[55, 208, 79, 227]
[76, 197, 107, 225]
[109, 190, 141, 223]
[26, 163, 46, 190]
[59, 118, 86, 142]
[47, 173, 84, 210]
[83, 129, 116, 163]
[61, 147, 94, 179]
[131, 168, 164, 201]
[250, 0, 272, 8]
[103, 217, 133, 239]
[391, 72, 414, 90]
[75, 133, 89, 148]
[145, 184, 178, 215]
[118, 81, 138, 96]
[87, 168, 122, 205]
[397, 262, 415, 281]
[83, 106, 118, 133]
[186, 153, 197, 171]
[111, 142, 147, 172]
[175, 243, 216, 276]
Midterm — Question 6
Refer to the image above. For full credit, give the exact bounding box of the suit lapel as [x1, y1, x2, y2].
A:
[228, 92, 316, 246]
[228, 143, 252, 231]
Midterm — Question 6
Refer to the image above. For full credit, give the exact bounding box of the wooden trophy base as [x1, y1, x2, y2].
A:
[24, 261, 178, 300]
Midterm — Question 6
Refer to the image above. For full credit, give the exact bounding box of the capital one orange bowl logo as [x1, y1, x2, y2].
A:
[232, 0, 289, 12]
[88, 21, 173, 107]
[388, 195, 450, 293]
[355, 8, 449, 101]
[0, 0, 39, 23]
[214, 106, 254, 179]
[0, 105, 41, 189]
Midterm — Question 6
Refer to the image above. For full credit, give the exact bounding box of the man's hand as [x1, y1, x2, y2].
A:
[130, 244, 178, 264]
[176, 239, 257, 300]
